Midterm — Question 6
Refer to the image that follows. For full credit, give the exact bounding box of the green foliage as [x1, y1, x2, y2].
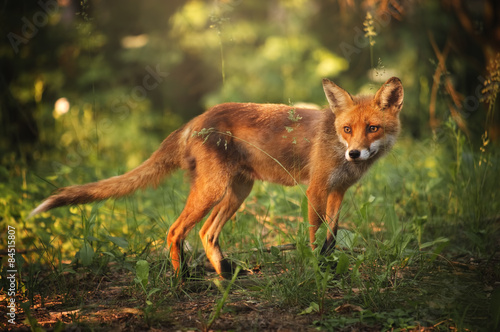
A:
[134, 259, 162, 324]
[20, 301, 44, 332]
[491, 288, 500, 331]
[135, 259, 150, 289]
[315, 307, 418, 331]
[201, 266, 241, 332]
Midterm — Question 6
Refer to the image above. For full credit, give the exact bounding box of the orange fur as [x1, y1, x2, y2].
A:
[30, 77, 404, 279]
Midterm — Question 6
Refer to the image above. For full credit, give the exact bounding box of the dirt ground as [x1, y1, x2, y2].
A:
[2, 267, 331, 332]
[2, 250, 498, 331]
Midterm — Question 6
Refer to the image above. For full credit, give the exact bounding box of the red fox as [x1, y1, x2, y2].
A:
[30, 77, 404, 279]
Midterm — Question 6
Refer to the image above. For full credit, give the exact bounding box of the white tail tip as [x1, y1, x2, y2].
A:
[28, 200, 52, 219]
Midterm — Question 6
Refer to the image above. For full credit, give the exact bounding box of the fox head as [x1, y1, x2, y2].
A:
[322, 77, 404, 162]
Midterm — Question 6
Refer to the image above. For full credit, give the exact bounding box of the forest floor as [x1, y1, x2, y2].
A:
[3, 248, 499, 332]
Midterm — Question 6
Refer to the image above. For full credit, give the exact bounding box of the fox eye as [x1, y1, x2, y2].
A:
[343, 126, 352, 134]
[368, 125, 379, 133]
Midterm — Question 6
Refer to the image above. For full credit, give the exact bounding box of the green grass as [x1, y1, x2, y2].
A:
[2, 123, 499, 331]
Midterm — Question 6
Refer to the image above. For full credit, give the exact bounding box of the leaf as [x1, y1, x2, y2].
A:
[299, 302, 319, 315]
[336, 252, 350, 274]
[385, 203, 400, 235]
[336, 229, 356, 249]
[430, 239, 449, 262]
[419, 236, 449, 251]
[79, 242, 94, 266]
[270, 246, 280, 257]
[89, 202, 103, 220]
[135, 260, 150, 288]
[102, 251, 116, 258]
[491, 287, 500, 330]
[300, 196, 308, 223]
[148, 288, 161, 298]
[313, 224, 327, 252]
[86, 236, 99, 242]
[107, 236, 129, 249]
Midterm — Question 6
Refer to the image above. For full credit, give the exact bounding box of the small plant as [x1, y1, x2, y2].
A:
[442, 117, 498, 255]
[20, 301, 44, 332]
[77, 204, 102, 267]
[134, 260, 161, 325]
[315, 307, 418, 331]
[200, 266, 241, 332]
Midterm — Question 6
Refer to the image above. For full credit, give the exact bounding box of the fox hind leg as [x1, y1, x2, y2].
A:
[199, 177, 254, 279]
[166, 177, 230, 278]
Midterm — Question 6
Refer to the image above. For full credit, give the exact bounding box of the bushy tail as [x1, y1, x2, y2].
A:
[29, 128, 185, 218]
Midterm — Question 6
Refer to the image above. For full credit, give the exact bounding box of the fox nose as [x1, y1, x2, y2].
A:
[348, 150, 361, 159]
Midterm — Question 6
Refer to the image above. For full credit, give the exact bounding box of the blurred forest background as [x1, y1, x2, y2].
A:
[1, 0, 499, 171]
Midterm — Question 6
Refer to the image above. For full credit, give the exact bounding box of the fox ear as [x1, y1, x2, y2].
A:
[374, 77, 404, 113]
[322, 78, 354, 114]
